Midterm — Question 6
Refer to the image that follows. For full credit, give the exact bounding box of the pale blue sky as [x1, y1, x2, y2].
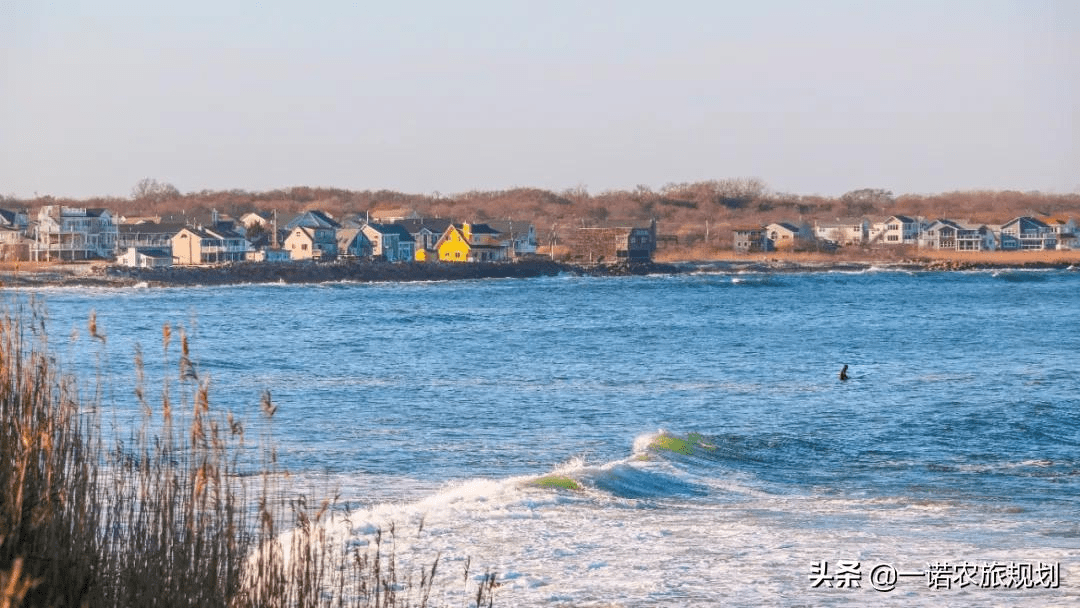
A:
[1, 0, 1077, 199]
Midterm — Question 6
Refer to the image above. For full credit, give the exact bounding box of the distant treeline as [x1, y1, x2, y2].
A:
[5, 179, 1079, 248]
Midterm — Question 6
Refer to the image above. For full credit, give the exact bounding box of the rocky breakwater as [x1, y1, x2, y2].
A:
[107, 258, 586, 286]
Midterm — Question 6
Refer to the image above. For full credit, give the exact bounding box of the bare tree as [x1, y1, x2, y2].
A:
[131, 178, 180, 202]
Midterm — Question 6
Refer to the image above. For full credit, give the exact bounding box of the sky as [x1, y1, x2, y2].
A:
[1, 0, 1077, 200]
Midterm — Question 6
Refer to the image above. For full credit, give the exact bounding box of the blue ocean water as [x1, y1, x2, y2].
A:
[17, 268, 1080, 606]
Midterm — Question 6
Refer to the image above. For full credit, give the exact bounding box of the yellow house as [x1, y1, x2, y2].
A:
[437, 224, 471, 262]
[435, 223, 509, 262]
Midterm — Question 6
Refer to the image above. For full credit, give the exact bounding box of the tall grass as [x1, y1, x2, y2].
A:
[0, 306, 496, 608]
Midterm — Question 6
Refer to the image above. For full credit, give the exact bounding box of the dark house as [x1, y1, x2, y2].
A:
[564, 220, 657, 264]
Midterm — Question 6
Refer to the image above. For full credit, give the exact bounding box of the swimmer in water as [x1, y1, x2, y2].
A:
[839, 364, 849, 381]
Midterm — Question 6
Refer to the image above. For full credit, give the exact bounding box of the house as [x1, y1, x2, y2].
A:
[171, 225, 250, 265]
[370, 207, 420, 223]
[999, 217, 1057, 251]
[918, 219, 995, 251]
[31, 206, 118, 261]
[0, 209, 30, 261]
[240, 211, 273, 230]
[733, 227, 769, 253]
[395, 218, 453, 261]
[562, 220, 657, 264]
[335, 228, 373, 259]
[488, 220, 538, 258]
[1041, 217, 1077, 250]
[813, 217, 868, 246]
[435, 222, 511, 263]
[870, 215, 921, 245]
[284, 226, 338, 260]
[361, 223, 410, 261]
[0, 226, 29, 261]
[116, 247, 173, 268]
[764, 222, 809, 251]
[116, 222, 187, 252]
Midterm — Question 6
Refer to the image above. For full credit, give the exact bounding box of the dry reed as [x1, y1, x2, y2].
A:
[0, 305, 496, 608]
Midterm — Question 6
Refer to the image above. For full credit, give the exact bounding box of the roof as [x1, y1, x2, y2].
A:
[0, 209, 21, 226]
[125, 247, 172, 258]
[363, 222, 415, 241]
[457, 222, 501, 235]
[1002, 216, 1050, 229]
[285, 210, 341, 230]
[118, 221, 187, 235]
[176, 224, 245, 240]
[487, 220, 533, 236]
[396, 218, 452, 234]
[370, 207, 419, 220]
[335, 227, 368, 248]
[766, 222, 802, 232]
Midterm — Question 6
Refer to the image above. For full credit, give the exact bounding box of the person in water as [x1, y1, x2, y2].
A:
[839, 364, 849, 381]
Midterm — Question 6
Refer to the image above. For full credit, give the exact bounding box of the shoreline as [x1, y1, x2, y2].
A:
[0, 254, 1077, 289]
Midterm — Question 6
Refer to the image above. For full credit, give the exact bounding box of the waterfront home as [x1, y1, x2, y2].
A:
[116, 222, 187, 252]
[814, 217, 868, 246]
[284, 225, 338, 260]
[396, 218, 452, 261]
[563, 220, 656, 264]
[1040, 216, 1077, 249]
[31, 206, 118, 261]
[918, 219, 996, 251]
[436, 222, 510, 262]
[361, 222, 415, 261]
[732, 227, 769, 253]
[764, 222, 810, 251]
[999, 217, 1057, 251]
[0, 226, 29, 261]
[869, 215, 921, 246]
[0, 209, 30, 261]
[488, 220, 538, 258]
[116, 247, 172, 268]
[171, 225, 250, 265]
[335, 228, 373, 259]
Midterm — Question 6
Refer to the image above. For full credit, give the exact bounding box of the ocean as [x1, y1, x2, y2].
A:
[18, 267, 1080, 606]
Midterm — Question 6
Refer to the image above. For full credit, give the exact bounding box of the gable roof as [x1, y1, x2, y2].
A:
[486, 220, 533, 236]
[335, 227, 369, 249]
[457, 222, 500, 235]
[285, 210, 341, 230]
[396, 218, 452, 235]
[363, 222, 415, 242]
[0, 209, 22, 226]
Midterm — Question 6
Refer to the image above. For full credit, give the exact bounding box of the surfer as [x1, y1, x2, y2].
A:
[839, 364, 849, 381]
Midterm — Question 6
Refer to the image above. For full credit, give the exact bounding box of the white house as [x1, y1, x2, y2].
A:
[813, 217, 868, 246]
[764, 222, 809, 250]
[284, 225, 338, 260]
[870, 215, 921, 245]
[31, 206, 118, 261]
[116, 247, 173, 268]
